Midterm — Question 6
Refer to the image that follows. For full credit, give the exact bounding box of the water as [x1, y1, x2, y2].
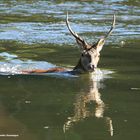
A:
[0, 0, 140, 140]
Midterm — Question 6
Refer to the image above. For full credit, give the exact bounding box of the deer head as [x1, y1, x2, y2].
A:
[66, 13, 115, 72]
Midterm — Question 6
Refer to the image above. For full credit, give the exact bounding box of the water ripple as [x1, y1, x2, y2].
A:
[0, 0, 139, 45]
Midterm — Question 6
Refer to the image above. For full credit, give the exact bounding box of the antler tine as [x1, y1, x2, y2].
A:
[66, 12, 88, 47]
[104, 14, 116, 39]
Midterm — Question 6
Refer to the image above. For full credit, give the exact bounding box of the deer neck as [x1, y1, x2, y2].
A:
[73, 59, 86, 72]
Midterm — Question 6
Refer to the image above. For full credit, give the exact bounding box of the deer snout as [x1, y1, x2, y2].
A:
[88, 64, 95, 71]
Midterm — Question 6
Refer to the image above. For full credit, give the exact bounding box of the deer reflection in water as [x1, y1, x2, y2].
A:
[63, 69, 113, 136]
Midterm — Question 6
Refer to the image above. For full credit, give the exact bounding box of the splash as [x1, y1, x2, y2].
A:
[90, 68, 114, 82]
[0, 52, 56, 75]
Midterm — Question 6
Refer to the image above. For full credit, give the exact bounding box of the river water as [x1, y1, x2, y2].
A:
[0, 0, 140, 140]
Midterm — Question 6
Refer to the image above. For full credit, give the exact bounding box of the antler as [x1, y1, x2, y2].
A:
[104, 14, 116, 39]
[66, 12, 89, 49]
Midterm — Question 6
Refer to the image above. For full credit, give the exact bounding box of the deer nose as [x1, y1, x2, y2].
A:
[88, 64, 94, 71]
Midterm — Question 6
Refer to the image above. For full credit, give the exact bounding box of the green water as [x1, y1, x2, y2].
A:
[0, 0, 140, 140]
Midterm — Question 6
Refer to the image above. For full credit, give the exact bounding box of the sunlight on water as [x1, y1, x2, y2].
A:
[0, 0, 139, 45]
[0, 52, 17, 60]
[0, 134, 19, 138]
[0, 52, 56, 75]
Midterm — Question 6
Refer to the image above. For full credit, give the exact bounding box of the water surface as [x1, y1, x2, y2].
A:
[0, 0, 140, 140]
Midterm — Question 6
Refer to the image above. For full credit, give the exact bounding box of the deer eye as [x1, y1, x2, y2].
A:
[82, 50, 88, 56]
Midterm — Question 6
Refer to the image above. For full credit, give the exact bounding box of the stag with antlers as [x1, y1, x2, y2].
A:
[23, 13, 115, 74]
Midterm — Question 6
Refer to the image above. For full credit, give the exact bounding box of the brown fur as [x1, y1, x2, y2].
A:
[22, 67, 65, 74]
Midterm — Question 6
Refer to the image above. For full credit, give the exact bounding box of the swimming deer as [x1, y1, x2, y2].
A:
[23, 13, 115, 74]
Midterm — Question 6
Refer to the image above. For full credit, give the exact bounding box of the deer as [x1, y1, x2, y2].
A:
[23, 13, 115, 74]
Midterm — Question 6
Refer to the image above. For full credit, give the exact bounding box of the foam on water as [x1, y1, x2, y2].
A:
[0, 52, 56, 75]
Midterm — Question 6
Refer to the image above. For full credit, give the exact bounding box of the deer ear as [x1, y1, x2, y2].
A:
[93, 38, 105, 53]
